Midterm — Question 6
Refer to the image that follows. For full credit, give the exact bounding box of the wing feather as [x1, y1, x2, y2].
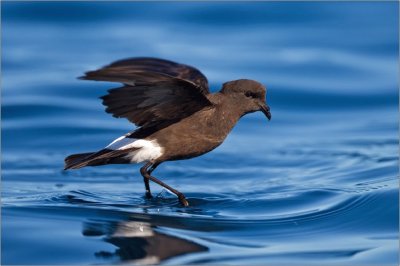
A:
[82, 57, 209, 93]
[80, 58, 213, 138]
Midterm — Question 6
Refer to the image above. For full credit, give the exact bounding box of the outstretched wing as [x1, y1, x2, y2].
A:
[81, 57, 209, 94]
[80, 57, 213, 137]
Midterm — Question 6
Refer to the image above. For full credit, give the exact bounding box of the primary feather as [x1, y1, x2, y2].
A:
[80, 57, 213, 138]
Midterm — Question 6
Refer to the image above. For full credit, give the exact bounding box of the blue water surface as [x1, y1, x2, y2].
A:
[1, 2, 399, 265]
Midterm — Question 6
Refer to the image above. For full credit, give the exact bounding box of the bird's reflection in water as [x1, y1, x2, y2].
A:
[82, 219, 208, 264]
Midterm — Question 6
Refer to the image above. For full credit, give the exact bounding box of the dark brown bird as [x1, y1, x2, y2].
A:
[64, 57, 271, 206]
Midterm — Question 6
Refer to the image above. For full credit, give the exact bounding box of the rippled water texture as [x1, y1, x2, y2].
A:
[2, 2, 399, 265]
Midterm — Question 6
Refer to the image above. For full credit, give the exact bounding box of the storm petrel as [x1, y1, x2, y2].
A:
[64, 57, 271, 206]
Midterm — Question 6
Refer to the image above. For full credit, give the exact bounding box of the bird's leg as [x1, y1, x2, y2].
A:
[149, 174, 189, 207]
[148, 163, 159, 175]
[140, 162, 153, 199]
[140, 162, 189, 207]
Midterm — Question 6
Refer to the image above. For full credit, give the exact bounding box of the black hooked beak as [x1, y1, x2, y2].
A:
[260, 103, 271, 121]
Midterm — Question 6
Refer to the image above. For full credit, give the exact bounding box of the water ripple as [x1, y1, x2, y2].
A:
[2, 2, 398, 265]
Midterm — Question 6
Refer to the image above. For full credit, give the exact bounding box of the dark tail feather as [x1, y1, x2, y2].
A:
[64, 152, 97, 170]
[64, 148, 138, 170]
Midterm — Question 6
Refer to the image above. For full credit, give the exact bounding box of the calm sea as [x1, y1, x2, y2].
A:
[2, 2, 398, 265]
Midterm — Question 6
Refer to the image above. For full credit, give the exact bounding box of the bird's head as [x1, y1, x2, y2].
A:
[221, 79, 271, 120]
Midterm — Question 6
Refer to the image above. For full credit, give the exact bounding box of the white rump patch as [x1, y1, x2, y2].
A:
[106, 135, 136, 150]
[106, 135, 163, 163]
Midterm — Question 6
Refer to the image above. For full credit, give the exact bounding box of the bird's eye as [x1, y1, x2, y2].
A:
[245, 92, 258, 99]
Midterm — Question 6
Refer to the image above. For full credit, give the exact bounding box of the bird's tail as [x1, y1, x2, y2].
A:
[64, 149, 136, 170]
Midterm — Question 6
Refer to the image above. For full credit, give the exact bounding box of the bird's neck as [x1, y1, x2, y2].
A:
[204, 93, 248, 137]
[210, 92, 249, 117]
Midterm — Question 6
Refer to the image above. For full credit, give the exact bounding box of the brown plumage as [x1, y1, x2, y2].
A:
[65, 57, 271, 206]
